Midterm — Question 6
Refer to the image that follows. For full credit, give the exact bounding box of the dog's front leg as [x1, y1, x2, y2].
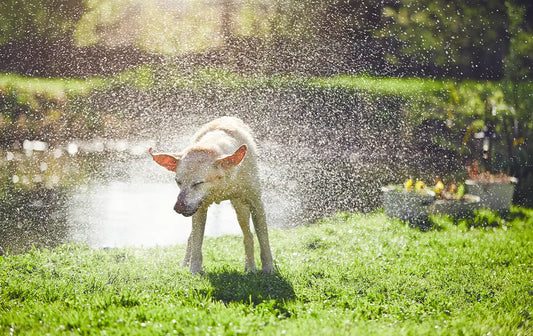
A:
[231, 199, 257, 272]
[188, 207, 207, 274]
[250, 196, 274, 274]
[182, 234, 193, 268]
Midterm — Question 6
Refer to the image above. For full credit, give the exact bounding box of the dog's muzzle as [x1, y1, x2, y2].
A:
[174, 205, 196, 217]
[174, 201, 196, 217]
[174, 192, 203, 217]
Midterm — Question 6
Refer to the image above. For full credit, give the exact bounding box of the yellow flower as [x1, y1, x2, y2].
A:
[434, 180, 444, 194]
[414, 180, 426, 191]
[404, 179, 413, 191]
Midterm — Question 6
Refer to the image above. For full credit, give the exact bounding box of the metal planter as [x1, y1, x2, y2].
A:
[382, 186, 434, 227]
[465, 178, 517, 213]
[429, 194, 481, 218]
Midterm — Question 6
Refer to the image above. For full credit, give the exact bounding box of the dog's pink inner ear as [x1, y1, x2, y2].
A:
[217, 145, 247, 169]
[150, 149, 180, 172]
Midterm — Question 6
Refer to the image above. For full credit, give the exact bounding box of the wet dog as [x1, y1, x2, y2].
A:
[150, 117, 274, 274]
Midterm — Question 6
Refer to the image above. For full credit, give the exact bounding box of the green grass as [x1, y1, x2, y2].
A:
[0, 73, 108, 100]
[1, 208, 532, 335]
[0, 67, 452, 100]
[1, 66, 530, 109]
[155, 67, 453, 98]
[306, 74, 451, 96]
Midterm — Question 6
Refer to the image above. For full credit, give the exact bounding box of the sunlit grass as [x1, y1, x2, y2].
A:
[0, 73, 108, 100]
[2, 66, 530, 101]
[306, 74, 451, 96]
[0, 67, 452, 100]
[157, 67, 455, 97]
[1, 208, 532, 335]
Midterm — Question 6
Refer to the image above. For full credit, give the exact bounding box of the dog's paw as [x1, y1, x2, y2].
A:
[260, 264, 275, 275]
[190, 270, 205, 276]
[190, 265, 204, 275]
[245, 264, 258, 273]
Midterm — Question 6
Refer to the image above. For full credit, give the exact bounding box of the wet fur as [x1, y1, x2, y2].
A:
[151, 117, 274, 274]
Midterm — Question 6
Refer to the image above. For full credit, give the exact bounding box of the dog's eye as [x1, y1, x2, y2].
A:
[192, 181, 205, 188]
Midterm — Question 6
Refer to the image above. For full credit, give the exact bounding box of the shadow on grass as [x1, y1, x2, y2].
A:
[204, 270, 296, 306]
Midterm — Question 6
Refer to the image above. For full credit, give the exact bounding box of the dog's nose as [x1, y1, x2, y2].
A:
[174, 204, 195, 217]
[174, 194, 196, 216]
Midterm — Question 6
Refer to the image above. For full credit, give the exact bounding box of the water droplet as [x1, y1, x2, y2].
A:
[67, 143, 79, 155]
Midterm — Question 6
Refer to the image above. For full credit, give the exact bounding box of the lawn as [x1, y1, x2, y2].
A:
[1, 208, 532, 335]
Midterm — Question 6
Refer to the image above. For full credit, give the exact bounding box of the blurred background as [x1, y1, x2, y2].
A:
[1, 0, 532, 252]
[1, 0, 531, 77]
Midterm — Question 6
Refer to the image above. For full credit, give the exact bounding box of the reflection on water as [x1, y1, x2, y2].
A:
[0, 182, 243, 254]
[0, 140, 391, 254]
[68, 182, 241, 248]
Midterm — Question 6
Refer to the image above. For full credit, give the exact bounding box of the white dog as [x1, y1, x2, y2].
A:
[150, 117, 274, 274]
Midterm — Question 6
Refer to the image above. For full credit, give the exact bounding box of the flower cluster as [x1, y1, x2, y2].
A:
[402, 178, 466, 200]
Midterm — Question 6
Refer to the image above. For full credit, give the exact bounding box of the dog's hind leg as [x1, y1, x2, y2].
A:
[188, 207, 207, 274]
[249, 196, 274, 274]
[231, 199, 257, 272]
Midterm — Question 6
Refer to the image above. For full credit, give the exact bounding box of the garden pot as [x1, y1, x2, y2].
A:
[429, 194, 481, 218]
[382, 186, 434, 227]
[465, 179, 517, 212]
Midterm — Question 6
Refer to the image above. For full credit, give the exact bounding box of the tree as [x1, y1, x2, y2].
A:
[74, 0, 225, 54]
[381, 0, 532, 79]
[504, 1, 533, 82]
[0, 0, 84, 44]
[231, 0, 386, 74]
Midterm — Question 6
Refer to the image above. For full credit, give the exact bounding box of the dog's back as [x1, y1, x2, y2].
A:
[192, 117, 257, 154]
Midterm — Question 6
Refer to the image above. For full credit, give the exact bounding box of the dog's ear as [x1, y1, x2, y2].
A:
[216, 145, 247, 169]
[149, 148, 181, 172]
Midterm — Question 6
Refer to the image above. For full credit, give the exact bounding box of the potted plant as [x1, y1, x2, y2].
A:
[382, 179, 435, 228]
[383, 179, 482, 226]
[465, 162, 517, 213]
[429, 180, 481, 218]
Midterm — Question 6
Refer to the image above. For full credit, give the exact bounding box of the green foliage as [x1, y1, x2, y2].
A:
[1, 209, 532, 334]
[504, 1, 533, 82]
[236, 0, 382, 39]
[0, 0, 84, 43]
[0, 73, 107, 97]
[307, 74, 449, 97]
[71, 0, 385, 54]
[383, 0, 499, 63]
[0, 0, 528, 77]
[382, 0, 532, 78]
[0, 67, 452, 99]
[0, 73, 110, 145]
[75, 0, 223, 53]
